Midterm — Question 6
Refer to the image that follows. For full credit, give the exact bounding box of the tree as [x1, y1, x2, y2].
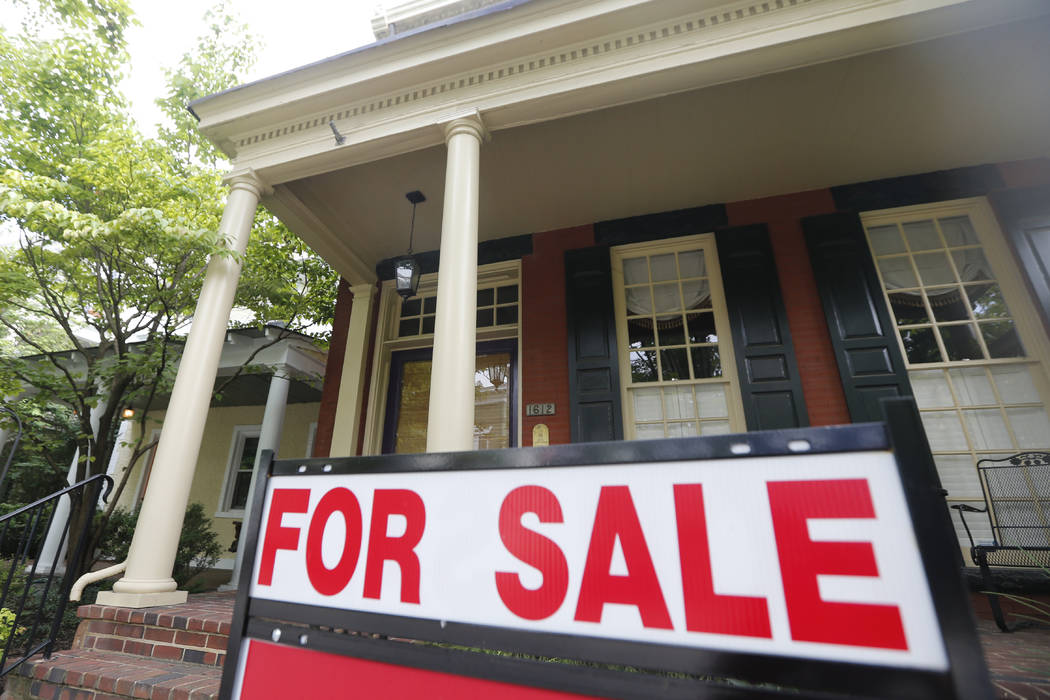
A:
[0, 1, 337, 576]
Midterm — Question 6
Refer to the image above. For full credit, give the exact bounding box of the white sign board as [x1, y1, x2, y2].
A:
[250, 451, 947, 670]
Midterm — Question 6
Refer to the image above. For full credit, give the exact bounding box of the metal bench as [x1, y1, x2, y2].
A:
[951, 452, 1050, 632]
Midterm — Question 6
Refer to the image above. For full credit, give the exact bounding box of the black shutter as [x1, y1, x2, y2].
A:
[565, 246, 623, 442]
[803, 212, 911, 422]
[716, 224, 808, 430]
[990, 185, 1050, 330]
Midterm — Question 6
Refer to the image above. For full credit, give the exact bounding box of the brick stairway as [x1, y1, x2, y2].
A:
[1, 593, 235, 700]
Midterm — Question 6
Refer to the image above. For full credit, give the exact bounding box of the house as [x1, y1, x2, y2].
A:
[88, 0, 1050, 608]
[110, 325, 326, 566]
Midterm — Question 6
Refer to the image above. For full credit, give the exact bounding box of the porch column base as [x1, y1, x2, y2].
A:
[95, 590, 188, 609]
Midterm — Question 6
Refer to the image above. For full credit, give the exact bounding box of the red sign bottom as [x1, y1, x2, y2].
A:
[237, 639, 600, 699]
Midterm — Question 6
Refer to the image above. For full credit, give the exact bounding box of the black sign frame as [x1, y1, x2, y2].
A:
[219, 398, 991, 699]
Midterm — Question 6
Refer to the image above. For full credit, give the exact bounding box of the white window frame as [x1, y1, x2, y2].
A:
[861, 197, 1050, 545]
[215, 424, 262, 518]
[610, 233, 746, 439]
[361, 260, 522, 455]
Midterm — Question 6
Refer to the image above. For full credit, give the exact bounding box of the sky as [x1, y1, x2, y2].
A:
[123, 0, 377, 133]
[2, 0, 379, 135]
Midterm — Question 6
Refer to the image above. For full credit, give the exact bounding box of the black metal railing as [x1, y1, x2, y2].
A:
[0, 473, 112, 677]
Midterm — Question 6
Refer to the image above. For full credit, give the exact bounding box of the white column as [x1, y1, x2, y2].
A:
[97, 171, 266, 608]
[37, 400, 105, 575]
[330, 284, 376, 456]
[221, 368, 290, 590]
[426, 113, 487, 453]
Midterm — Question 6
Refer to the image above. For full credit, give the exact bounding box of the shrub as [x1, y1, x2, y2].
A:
[98, 502, 223, 590]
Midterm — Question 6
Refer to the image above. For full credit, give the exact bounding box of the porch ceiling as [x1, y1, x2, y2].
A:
[273, 15, 1050, 276]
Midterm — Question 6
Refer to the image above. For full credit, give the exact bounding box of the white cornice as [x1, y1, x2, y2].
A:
[196, 0, 1050, 185]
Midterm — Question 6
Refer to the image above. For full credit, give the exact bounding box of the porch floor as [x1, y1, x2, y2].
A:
[9, 591, 1050, 699]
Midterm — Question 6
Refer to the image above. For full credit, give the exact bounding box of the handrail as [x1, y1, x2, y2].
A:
[0, 473, 113, 677]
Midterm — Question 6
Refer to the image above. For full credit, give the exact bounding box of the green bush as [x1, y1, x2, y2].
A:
[99, 502, 223, 591]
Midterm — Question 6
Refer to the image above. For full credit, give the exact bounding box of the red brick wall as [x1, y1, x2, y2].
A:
[521, 225, 595, 445]
[726, 190, 851, 426]
[313, 279, 353, 457]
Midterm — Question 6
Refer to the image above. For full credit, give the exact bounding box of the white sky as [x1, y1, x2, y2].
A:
[2, 0, 378, 136]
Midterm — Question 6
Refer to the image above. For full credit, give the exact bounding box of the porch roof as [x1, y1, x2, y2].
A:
[191, 0, 1050, 285]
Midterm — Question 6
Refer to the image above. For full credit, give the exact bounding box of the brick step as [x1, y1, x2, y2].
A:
[72, 593, 235, 668]
[1, 648, 221, 700]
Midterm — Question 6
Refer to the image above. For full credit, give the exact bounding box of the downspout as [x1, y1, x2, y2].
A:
[70, 560, 127, 602]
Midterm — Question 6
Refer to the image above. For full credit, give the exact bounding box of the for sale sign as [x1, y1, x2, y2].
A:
[220, 406, 991, 699]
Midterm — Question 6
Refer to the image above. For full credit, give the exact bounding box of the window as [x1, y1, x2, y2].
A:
[363, 261, 521, 454]
[862, 199, 1050, 542]
[382, 341, 516, 453]
[611, 235, 744, 439]
[219, 426, 261, 514]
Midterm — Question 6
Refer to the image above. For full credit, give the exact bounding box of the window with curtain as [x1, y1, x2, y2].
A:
[612, 236, 742, 439]
[863, 201, 1050, 544]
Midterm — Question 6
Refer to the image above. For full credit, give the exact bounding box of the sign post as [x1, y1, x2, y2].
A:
[220, 398, 991, 699]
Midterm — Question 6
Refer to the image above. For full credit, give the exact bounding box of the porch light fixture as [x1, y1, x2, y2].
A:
[394, 190, 425, 299]
[121, 407, 135, 419]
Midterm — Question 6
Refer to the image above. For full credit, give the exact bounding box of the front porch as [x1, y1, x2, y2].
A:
[2, 591, 1048, 700]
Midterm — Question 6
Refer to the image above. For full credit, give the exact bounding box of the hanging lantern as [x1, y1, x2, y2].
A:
[395, 190, 425, 300]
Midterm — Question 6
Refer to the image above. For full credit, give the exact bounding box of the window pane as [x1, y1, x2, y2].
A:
[939, 216, 979, 246]
[624, 257, 648, 284]
[474, 353, 511, 450]
[700, 420, 730, 436]
[630, 351, 658, 382]
[230, 471, 253, 510]
[628, 319, 655, 348]
[868, 224, 905, 255]
[651, 254, 676, 282]
[657, 315, 685, 346]
[902, 220, 941, 251]
[477, 288, 494, 306]
[963, 409, 1012, 450]
[663, 386, 696, 419]
[496, 306, 517, 325]
[913, 252, 955, 285]
[423, 296, 437, 314]
[686, 313, 717, 343]
[952, 249, 992, 282]
[935, 454, 983, 500]
[877, 256, 918, 289]
[941, 324, 983, 361]
[399, 318, 420, 337]
[889, 293, 930, 325]
[633, 388, 662, 422]
[948, 367, 995, 406]
[635, 423, 664, 440]
[394, 359, 432, 453]
[910, 370, 953, 409]
[666, 422, 698, 437]
[660, 349, 689, 380]
[625, 287, 652, 315]
[920, 411, 967, 452]
[1005, 406, 1050, 448]
[421, 316, 435, 334]
[690, 347, 722, 378]
[991, 365, 1042, 405]
[652, 283, 680, 312]
[401, 298, 421, 316]
[929, 290, 970, 322]
[981, 321, 1024, 359]
[678, 251, 706, 278]
[239, 437, 259, 469]
[476, 308, 494, 327]
[682, 280, 711, 310]
[497, 285, 518, 304]
[966, 284, 1008, 319]
[696, 385, 728, 417]
[900, 327, 941, 363]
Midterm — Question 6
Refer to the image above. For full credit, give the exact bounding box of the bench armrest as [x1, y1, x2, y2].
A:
[950, 503, 986, 513]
